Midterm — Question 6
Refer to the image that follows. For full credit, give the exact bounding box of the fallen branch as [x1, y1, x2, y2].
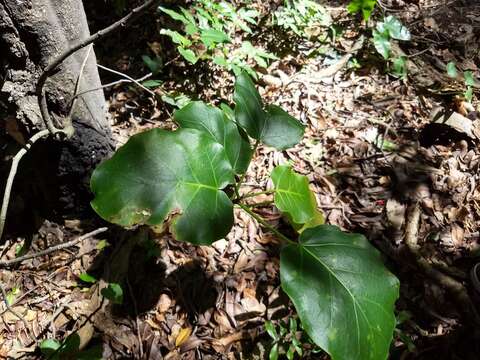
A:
[405, 203, 480, 325]
[36, 0, 158, 137]
[0, 227, 108, 268]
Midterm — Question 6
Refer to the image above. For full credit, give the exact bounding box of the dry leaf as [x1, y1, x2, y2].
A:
[386, 199, 405, 230]
[175, 327, 192, 347]
[451, 224, 465, 247]
[157, 294, 172, 313]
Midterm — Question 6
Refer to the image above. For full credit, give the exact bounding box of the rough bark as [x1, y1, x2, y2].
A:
[0, 0, 114, 232]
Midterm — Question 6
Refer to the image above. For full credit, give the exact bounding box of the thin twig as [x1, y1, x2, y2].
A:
[0, 129, 51, 240]
[0, 283, 32, 340]
[0, 227, 108, 267]
[68, 45, 93, 120]
[36, 0, 158, 137]
[127, 277, 144, 358]
[72, 73, 153, 101]
[97, 64, 156, 96]
[405, 204, 480, 325]
[237, 203, 295, 245]
[0, 269, 64, 317]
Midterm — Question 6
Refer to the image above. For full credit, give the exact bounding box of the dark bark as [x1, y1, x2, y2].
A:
[0, 0, 114, 233]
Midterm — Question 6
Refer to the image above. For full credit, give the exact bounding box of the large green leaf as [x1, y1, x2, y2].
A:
[233, 72, 305, 150]
[263, 106, 305, 150]
[271, 165, 324, 230]
[91, 128, 234, 245]
[233, 71, 264, 138]
[281, 225, 399, 360]
[174, 101, 253, 174]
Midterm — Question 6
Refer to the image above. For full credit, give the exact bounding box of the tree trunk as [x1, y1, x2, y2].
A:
[0, 0, 114, 233]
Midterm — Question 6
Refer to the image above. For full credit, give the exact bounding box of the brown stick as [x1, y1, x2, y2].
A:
[405, 204, 480, 325]
[36, 0, 158, 137]
[0, 284, 28, 329]
[0, 227, 108, 267]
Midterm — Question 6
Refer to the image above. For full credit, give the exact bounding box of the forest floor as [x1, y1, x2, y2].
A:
[1, 0, 480, 359]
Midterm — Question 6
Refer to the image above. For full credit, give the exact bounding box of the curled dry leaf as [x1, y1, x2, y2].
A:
[175, 327, 192, 347]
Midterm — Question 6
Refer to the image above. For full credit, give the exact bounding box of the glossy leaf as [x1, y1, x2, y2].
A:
[263, 106, 305, 150]
[281, 225, 399, 360]
[265, 321, 278, 340]
[174, 101, 252, 174]
[347, 0, 377, 21]
[160, 29, 191, 47]
[233, 71, 264, 138]
[158, 6, 190, 25]
[392, 56, 407, 79]
[446, 61, 457, 78]
[269, 343, 279, 360]
[464, 71, 475, 86]
[101, 283, 124, 304]
[78, 273, 97, 284]
[91, 128, 235, 245]
[271, 165, 324, 229]
[200, 29, 230, 47]
[373, 30, 391, 59]
[377, 16, 410, 41]
[40, 339, 61, 357]
[233, 72, 304, 150]
[178, 47, 198, 64]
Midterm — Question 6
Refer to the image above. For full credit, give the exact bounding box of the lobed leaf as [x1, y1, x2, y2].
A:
[174, 101, 253, 174]
[91, 128, 235, 245]
[281, 225, 399, 360]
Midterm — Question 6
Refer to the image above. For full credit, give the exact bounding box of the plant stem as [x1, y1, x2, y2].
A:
[243, 200, 274, 208]
[234, 139, 259, 199]
[237, 203, 296, 245]
[239, 190, 275, 200]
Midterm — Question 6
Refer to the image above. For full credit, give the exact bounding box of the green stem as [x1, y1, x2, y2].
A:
[240, 190, 275, 200]
[234, 139, 260, 199]
[237, 203, 296, 245]
[244, 200, 274, 208]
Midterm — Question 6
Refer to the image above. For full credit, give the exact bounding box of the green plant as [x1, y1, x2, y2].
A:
[447, 61, 476, 102]
[158, 1, 276, 78]
[40, 334, 102, 360]
[101, 283, 124, 304]
[265, 318, 322, 359]
[90, 72, 399, 360]
[373, 16, 410, 60]
[347, 0, 378, 21]
[273, 0, 332, 39]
